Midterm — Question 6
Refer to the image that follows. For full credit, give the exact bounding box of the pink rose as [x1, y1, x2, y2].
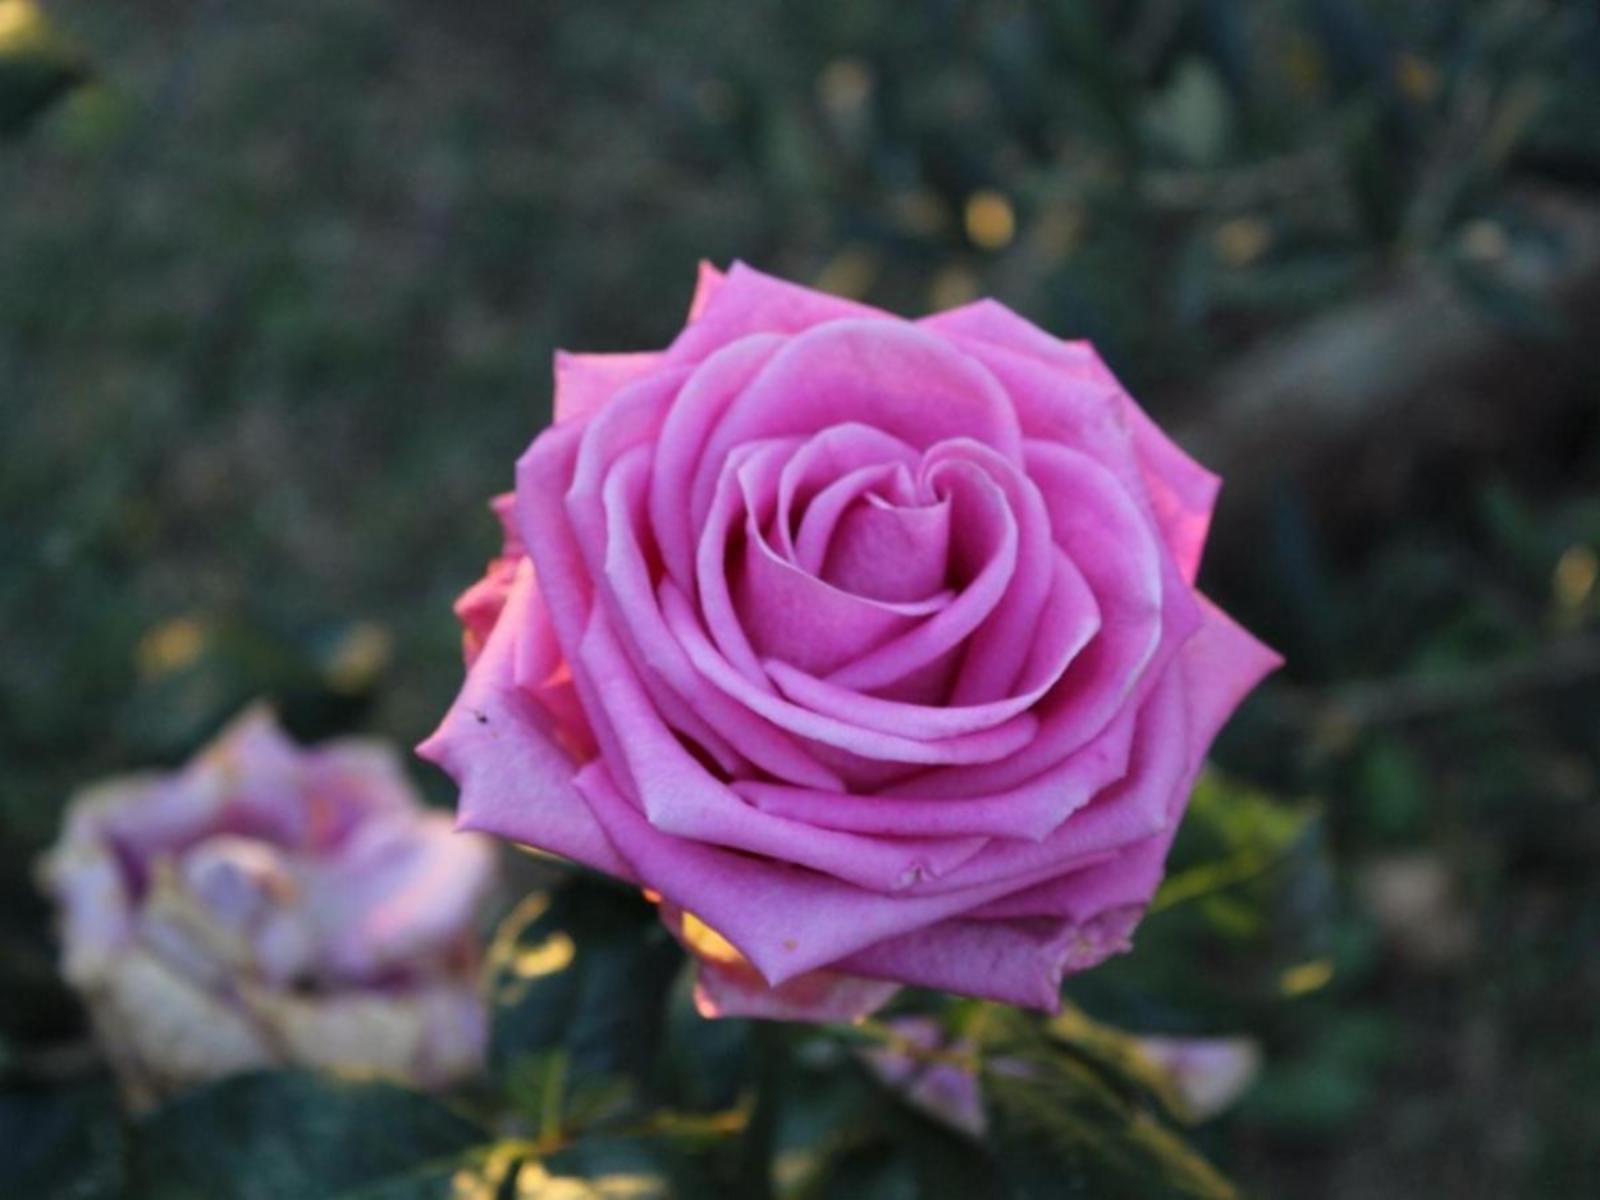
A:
[40, 706, 497, 1106]
[422, 263, 1277, 1021]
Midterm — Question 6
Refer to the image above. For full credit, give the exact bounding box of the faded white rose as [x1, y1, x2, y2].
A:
[40, 706, 496, 1106]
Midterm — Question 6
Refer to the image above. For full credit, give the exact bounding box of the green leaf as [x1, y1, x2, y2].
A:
[489, 876, 683, 1099]
[1043, 1005, 1191, 1122]
[126, 1070, 487, 1200]
[1154, 769, 1319, 917]
[979, 1013, 1239, 1200]
[881, 1101, 1002, 1200]
[660, 967, 750, 1113]
[0, 1081, 126, 1199]
[1144, 59, 1233, 166]
[0, 0, 89, 138]
[544, 1133, 715, 1198]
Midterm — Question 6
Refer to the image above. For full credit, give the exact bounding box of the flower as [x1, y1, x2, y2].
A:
[40, 706, 497, 1106]
[858, 1017, 1261, 1137]
[422, 262, 1278, 1021]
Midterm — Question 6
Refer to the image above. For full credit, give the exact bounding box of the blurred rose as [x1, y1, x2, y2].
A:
[39, 706, 497, 1107]
[424, 262, 1277, 1021]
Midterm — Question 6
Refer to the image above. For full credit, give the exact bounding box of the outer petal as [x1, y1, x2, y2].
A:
[660, 903, 898, 1022]
[577, 758, 1135, 986]
[310, 812, 497, 981]
[923, 299, 1221, 584]
[243, 979, 488, 1089]
[573, 607, 988, 892]
[686, 260, 726, 321]
[455, 494, 526, 666]
[686, 319, 1025, 533]
[665, 260, 888, 365]
[731, 703, 1132, 841]
[417, 567, 635, 881]
[554, 351, 666, 425]
[1180, 595, 1284, 762]
[839, 904, 1146, 1011]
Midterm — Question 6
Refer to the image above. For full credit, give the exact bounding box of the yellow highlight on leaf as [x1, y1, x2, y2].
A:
[679, 911, 741, 966]
[1394, 53, 1440, 104]
[0, 0, 42, 49]
[817, 57, 873, 113]
[512, 931, 576, 979]
[1280, 958, 1334, 997]
[136, 617, 207, 678]
[814, 245, 879, 300]
[964, 190, 1016, 251]
[929, 266, 980, 313]
[1214, 218, 1271, 267]
[325, 621, 393, 693]
[1554, 544, 1598, 611]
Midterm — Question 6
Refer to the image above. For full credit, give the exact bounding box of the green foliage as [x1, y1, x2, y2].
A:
[0, 1081, 125, 1200]
[1155, 769, 1322, 920]
[1, 1, 1597, 1195]
[488, 875, 684, 1104]
[125, 1071, 487, 1200]
[0, 0, 87, 138]
[977, 1010, 1238, 1200]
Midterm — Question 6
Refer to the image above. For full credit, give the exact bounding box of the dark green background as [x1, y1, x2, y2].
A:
[3, 2, 1599, 1195]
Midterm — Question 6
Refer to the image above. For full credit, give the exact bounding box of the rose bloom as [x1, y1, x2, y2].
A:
[40, 707, 496, 1106]
[423, 263, 1278, 1021]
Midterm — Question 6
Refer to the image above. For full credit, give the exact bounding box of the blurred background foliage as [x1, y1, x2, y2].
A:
[2, 0, 1599, 1195]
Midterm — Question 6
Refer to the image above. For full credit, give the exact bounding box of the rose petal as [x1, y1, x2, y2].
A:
[763, 552, 1096, 740]
[1180, 596, 1284, 763]
[927, 310, 1220, 584]
[418, 567, 634, 881]
[311, 812, 496, 982]
[579, 758, 1131, 985]
[887, 669, 1188, 897]
[666, 260, 887, 366]
[599, 445, 846, 789]
[650, 333, 787, 595]
[821, 457, 1020, 694]
[735, 702, 1133, 842]
[574, 608, 988, 892]
[660, 902, 898, 1022]
[839, 904, 1145, 1011]
[662, 580, 1041, 766]
[686, 318, 1025, 539]
[686, 260, 726, 322]
[554, 351, 666, 425]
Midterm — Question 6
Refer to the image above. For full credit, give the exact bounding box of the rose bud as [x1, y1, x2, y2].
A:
[1127, 1035, 1262, 1122]
[858, 1018, 1261, 1136]
[858, 1016, 987, 1138]
[39, 706, 496, 1108]
[422, 263, 1279, 1022]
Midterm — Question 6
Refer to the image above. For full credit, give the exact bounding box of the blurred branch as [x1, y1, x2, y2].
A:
[1144, 144, 1345, 211]
[1, 1036, 101, 1084]
[1174, 187, 1600, 533]
[1275, 632, 1600, 732]
[1125, 0, 1188, 79]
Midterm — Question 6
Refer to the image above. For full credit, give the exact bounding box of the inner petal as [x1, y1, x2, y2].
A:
[686, 319, 1025, 542]
[819, 491, 952, 603]
[775, 422, 920, 562]
[790, 461, 912, 572]
[822, 457, 1018, 695]
[736, 516, 949, 677]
